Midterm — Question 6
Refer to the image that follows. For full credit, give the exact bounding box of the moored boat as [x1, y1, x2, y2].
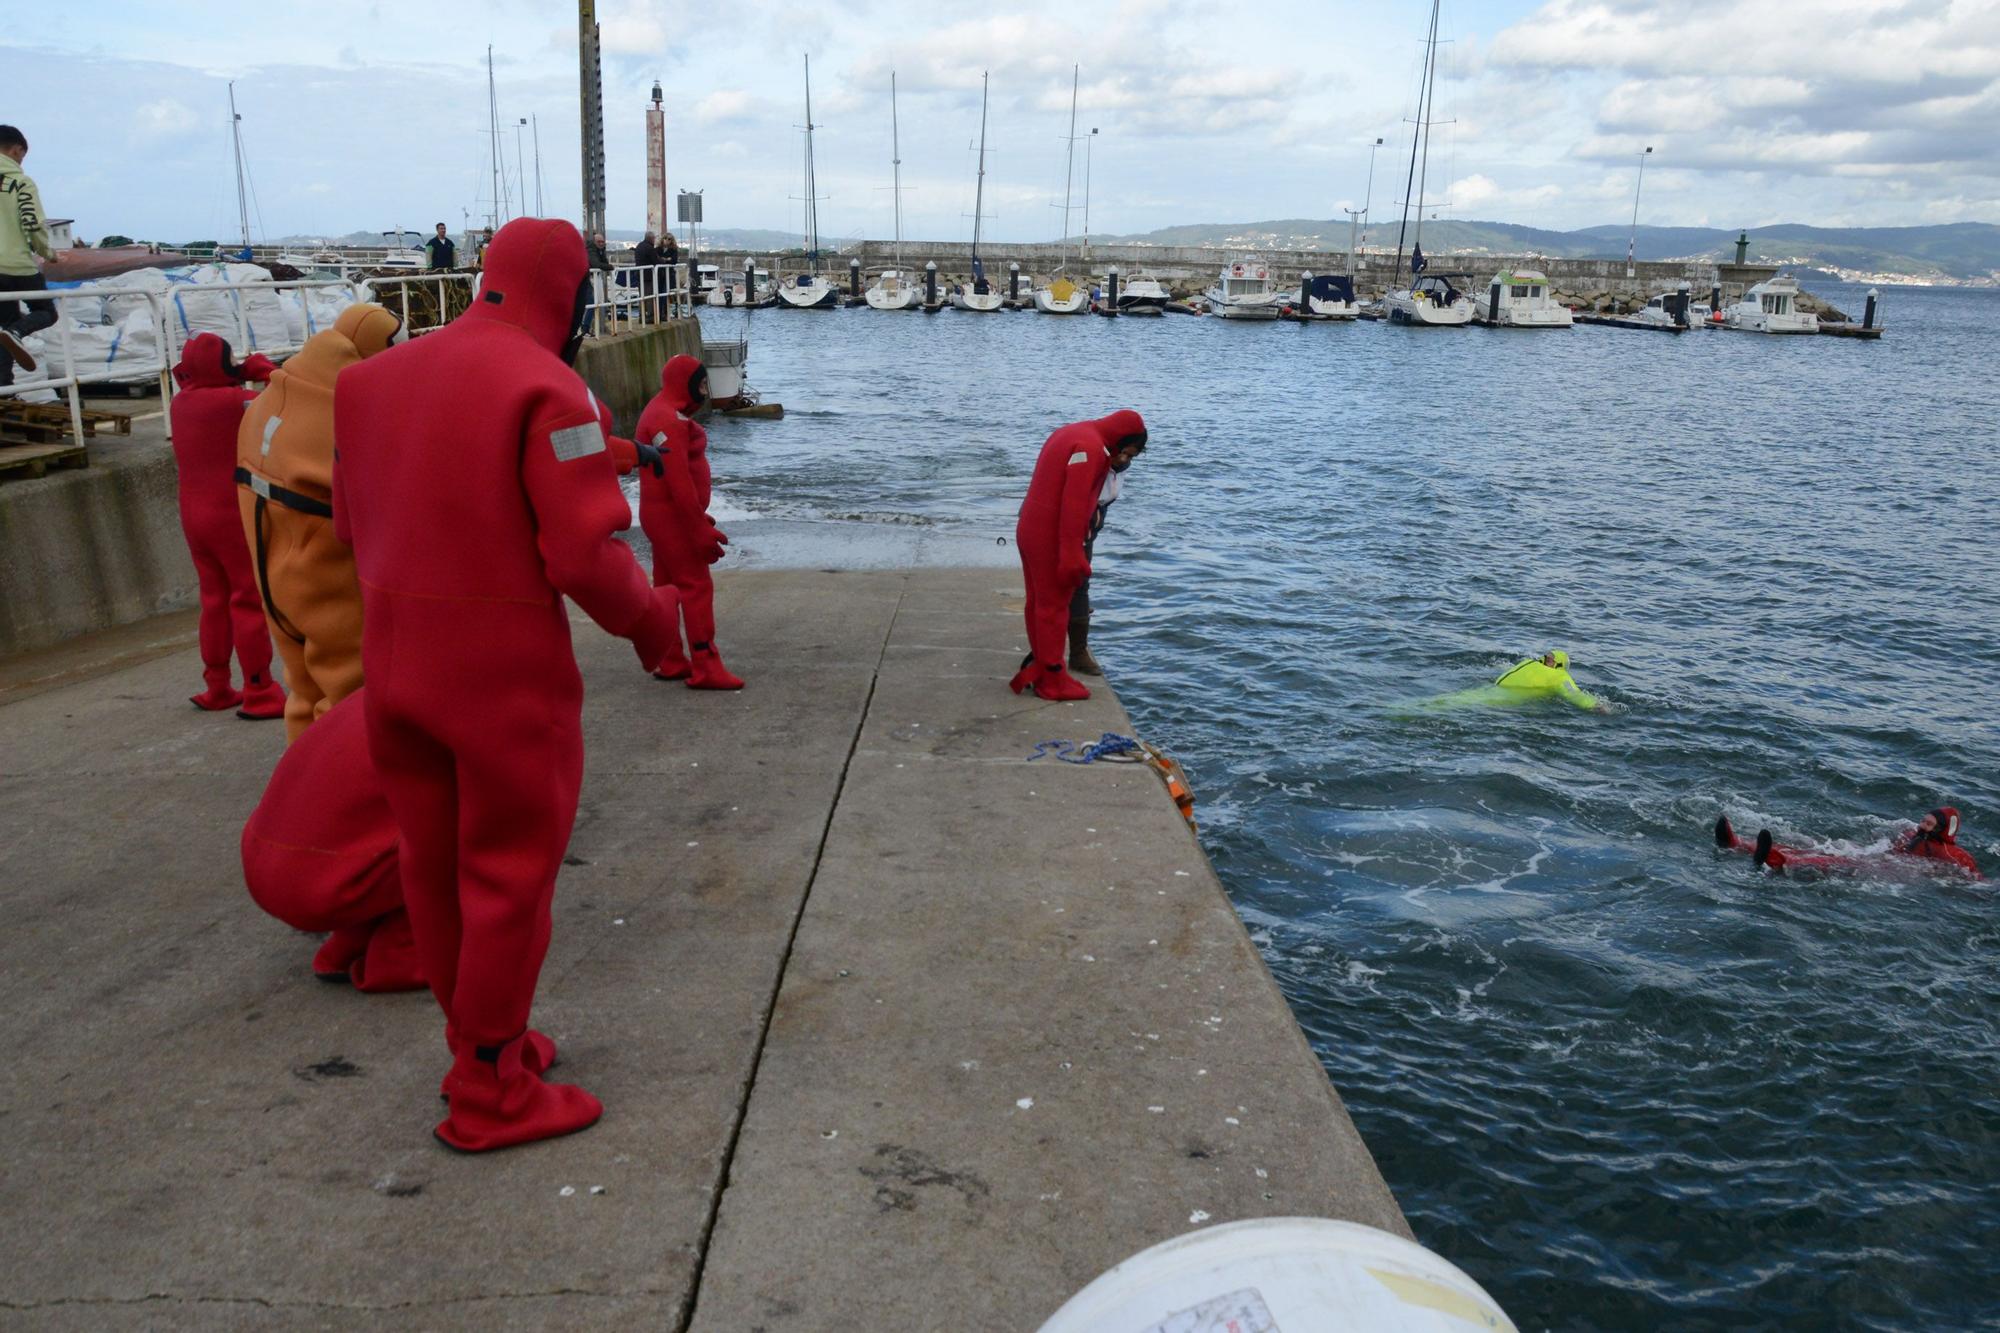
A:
[1204, 258, 1282, 320]
[1724, 275, 1817, 333]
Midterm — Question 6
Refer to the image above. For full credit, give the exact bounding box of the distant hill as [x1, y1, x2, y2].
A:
[1088, 219, 2000, 282]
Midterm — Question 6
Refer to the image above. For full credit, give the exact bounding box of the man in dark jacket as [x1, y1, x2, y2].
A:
[424, 223, 455, 270]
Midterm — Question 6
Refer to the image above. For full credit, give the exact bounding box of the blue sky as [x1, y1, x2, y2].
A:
[12, 0, 1999, 245]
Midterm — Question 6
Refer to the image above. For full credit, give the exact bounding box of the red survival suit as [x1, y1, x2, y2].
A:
[1714, 808, 1983, 878]
[169, 334, 284, 716]
[331, 217, 679, 1152]
[636, 354, 741, 688]
[1012, 410, 1147, 702]
[241, 689, 423, 991]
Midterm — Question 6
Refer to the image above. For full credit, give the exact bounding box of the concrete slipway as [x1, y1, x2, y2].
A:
[0, 566, 1405, 1330]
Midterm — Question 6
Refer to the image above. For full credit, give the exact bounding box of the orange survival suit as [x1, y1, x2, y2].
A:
[332, 217, 678, 1153]
[169, 333, 284, 717]
[237, 304, 401, 742]
[636, 354, 740, 688]
[1012, 410, 1147, 702]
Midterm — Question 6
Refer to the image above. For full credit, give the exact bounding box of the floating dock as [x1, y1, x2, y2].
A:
[0, 567, 1406, 1327]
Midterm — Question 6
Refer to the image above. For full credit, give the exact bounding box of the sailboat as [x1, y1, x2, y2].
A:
[1033, 67, 1089, 315]
[865, 73, 919, 311]
[1384, 0, 1471, 327]
[952, 73, 1005, 313]
[777, 53, 840, 310]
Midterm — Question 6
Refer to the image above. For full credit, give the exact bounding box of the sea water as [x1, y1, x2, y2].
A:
[687, 285, 2000, 1329]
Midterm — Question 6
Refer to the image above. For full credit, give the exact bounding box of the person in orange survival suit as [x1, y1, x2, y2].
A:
[237, 303, 401, 742]
[331, 216, 679, 1153]
[242, 689, 424, 991]
[1010, 410, 1149, 702]
[168, 333, 284, 717]
[635, 353, 741, 689]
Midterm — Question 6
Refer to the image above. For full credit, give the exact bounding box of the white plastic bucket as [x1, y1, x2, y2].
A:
[1037, 1218, 1516, 1333]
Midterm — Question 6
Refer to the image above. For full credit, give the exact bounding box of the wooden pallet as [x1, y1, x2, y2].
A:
[0, 400, 130, 449]
[0, 441, 89, 480]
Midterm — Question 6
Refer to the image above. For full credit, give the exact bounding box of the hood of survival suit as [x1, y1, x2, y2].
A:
[464, 217, 591, 358]
[172, 331, 245, 389]
[656, 353, 709, 415]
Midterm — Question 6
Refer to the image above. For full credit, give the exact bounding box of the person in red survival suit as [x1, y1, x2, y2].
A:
[635, 354, 741, 688]
[1714, 807, 1982, 878]
[169, 333, 284, 717]
[1011, 410, 1148, 702]
[331, 217, 680, 1152]
[241, 689, 424, 992]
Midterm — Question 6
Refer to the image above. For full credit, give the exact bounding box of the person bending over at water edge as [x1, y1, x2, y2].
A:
[1715, 807, 1982, 879]
[1011, 410, 1148, 702]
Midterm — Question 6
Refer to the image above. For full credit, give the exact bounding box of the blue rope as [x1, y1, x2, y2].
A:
[1026, 733, 1142, 764]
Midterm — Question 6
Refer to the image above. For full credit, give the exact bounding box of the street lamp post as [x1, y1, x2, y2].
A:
[1343, 136, 1386, 277]
[1627, 144, 1653, 278]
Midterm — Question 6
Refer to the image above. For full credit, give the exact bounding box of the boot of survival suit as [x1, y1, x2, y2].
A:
[170, 332, 278, 714]
[242, 689, 426, 991]
[440, 1024, 557, 1098]
[435, 1032, 601, 1153]
[637, 354, 740, 686]
[1013, 410, 1143, 697]
[332, 218, 677, 1141]
[238, 304, 400, 742]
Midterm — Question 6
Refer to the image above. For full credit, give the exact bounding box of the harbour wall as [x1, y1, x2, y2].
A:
[0, 319, 702, 657]
[707, 241, 1784, 308]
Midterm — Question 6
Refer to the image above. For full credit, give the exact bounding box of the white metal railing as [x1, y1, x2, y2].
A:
[1, 275, 355, 447]
[585, 262, 694, 336]
[357, 271, 479, 339]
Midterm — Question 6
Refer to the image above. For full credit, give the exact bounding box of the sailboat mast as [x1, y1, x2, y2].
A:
[228, 82, 251, 253]
[1059, 66, 1078, 270]
[1392, 0, 1440, 281]
[803, 54, 820, 273]
[891, 72, 903, 266]
[972, 73, 989, 259]
[487, 47, 504, 227]
[1411, 0, 1442, 262]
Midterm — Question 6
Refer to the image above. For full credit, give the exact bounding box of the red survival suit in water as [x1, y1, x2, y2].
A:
[1715, 808, 1983, 878]
[169, 334, 283, 717]
[636, 354, 741, 688]
[1012, 410, 1147, 702]
[332, 217, 679, 1152]
[241, 689, 423, 991]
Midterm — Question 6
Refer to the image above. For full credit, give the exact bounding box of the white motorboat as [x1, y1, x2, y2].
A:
[700, 338, 748, 401]
[705, 267, 773, 307]
[1477, 268, 1572, 328]
[1303, 273, 1359, 319]
[1115, 275, 1169, 314]
[776, 55, 840, 310]
[1627, 289, 1711, 329]
[1204, 258, 1283, 319]
[1724, 275, 1817, 333]
[1382, 1, 1470, 328]
[692, 263, 719, 299]
[865, 269, 920, 310]
[952, 73, 1005, 314]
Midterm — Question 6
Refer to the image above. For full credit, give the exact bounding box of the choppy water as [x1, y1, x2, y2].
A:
[693, 285, 2000, 1329]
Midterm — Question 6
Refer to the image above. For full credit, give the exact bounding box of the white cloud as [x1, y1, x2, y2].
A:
[694, 90, 756, 124]
[134, 98, 199, 140]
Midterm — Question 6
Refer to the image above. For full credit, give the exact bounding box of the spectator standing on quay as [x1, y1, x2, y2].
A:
[424, 222, 455, 270]
[0, 124, 57, 385]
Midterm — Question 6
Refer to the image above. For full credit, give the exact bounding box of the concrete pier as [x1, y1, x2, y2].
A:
[0, 568, 1404, 1328]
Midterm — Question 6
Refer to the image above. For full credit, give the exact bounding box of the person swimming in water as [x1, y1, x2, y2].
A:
[1493, 651, 1608, 714]
[1714, 807, 1983, 879]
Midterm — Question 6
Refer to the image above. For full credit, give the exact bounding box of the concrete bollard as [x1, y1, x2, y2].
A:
[1710, 283, 1722, 321]
[1863, 287, 1879, 330]
[849, 258, 862, 300]
[1302, 270, 1314, 314]
[744, 256, 755, 306]
[1009, 263, 1021, 302]
[1488, 280, 1501, 325]
[1107, 267, 1120, 313]
[924, 261, 938, 309]
[1675, 279, 1691, 328]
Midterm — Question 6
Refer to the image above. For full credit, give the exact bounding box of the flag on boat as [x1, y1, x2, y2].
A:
[1410, 244, 1426, 276]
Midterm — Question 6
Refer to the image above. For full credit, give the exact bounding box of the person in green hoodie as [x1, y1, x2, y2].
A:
[0, 124, 58, 386]
[1400, 649, 1610, 714]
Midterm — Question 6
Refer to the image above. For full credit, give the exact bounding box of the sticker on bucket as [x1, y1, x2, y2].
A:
[1142, 1286, 1279, 1333]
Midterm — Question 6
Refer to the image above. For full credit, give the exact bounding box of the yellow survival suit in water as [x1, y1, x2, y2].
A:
[1403, 650, 1605, 713]
[1491, 651, 1601, 711]
[236, 304, 401, 742]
